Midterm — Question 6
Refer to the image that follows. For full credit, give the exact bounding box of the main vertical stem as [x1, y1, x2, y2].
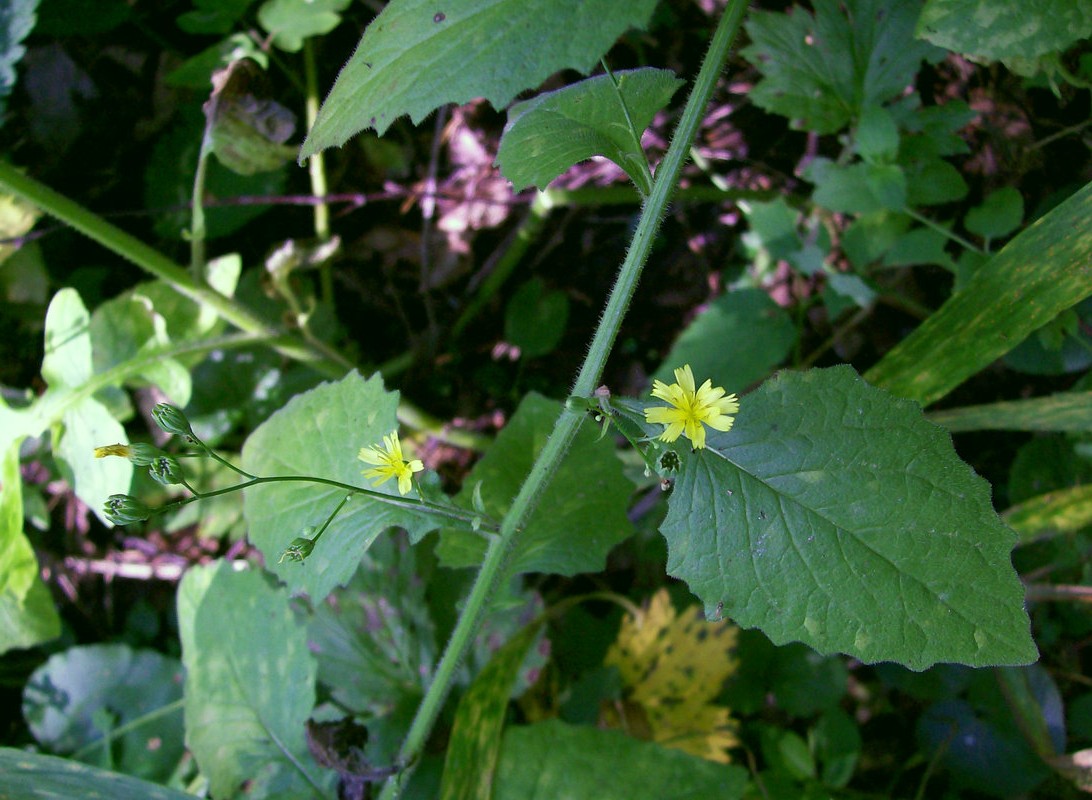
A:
[381, 2, 748, 795]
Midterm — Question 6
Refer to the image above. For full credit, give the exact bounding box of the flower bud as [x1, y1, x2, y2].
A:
[278, 536, 316, 564]
[148, 455, 185, 486]
[94, 442, 170, 465]
[103, 494, 152, 525]
[151, 404, 195, 439]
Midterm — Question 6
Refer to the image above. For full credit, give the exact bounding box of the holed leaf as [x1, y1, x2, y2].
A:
[301, 0, 659, 156]
[178, 561, 334, 798]
[496, 68, 683, 192]
[660, 366, 1036, 671]
[242, 371, 437, 601]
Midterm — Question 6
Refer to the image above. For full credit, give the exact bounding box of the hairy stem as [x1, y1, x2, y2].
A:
[380, 2, 749, 795]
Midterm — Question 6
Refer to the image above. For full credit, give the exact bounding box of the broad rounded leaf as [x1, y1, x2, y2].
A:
[496, 68, 683, 191]
[178, 561, 334, 798]
[243, 371, 437, 600]
[301, 0, 659, 156]
[660, 366, 1036, 671]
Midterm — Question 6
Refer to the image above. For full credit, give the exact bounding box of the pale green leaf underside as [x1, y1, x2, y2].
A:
[928, 391, 1092, 433]
[495, 720, 748, 799]
[917, 0, 1092, 61]
[661, 366, 1036, 671]
[496, 68, 683, 191]
[0, 748, 197, 800]
[242, 371, 437, 601]
[301, 0, 659, 156]
[178, 562, 332, 799]
[866, 181, 1092, 405]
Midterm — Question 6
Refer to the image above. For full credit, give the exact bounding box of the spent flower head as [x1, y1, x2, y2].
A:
[358, 431, 423, 496]
[643, 364, 739, 450]
[103, 494, 152, 525]
[279, 536, 316, 564]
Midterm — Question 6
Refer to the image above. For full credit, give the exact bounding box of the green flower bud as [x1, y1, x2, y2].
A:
[128, 443, 169, 466]
[151, 404, 195, 439]
[103, 494, 152, 525]
[278, 536, 316, 564]
[148, 455, 185, 486]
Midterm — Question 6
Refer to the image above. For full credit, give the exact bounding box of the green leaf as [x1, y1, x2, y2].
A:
[660, 366, 1036, 670]
[437, 393, 633, 577]
[258, 0, 350, 53]
[865, 181, 1092, 405]
[504, 278, 569, 358]
[242, 371, 437, 600]
[41, 288, 92, 389]
[0, 438, 60, 653]
[917, 0, 1092, 62]
[207, 59, 298, 176]
[742, 0, 941, 134]
[495, 68, 682, 192]
[927, 391, 1092, 433]
[301, 0, 659, 155]
[0, 748, 198, 800]
[1003, 485, 1092, 543]
[653, 288, 797, 392]
[177, 561, 334, 799]
[0, 0, 37, 117]
[177, 0, 255, 35]
[440, 622, 542, 800]
[965, 187, 1024, 240]
[882, 225, 954, 270]
[904, 158, 967, 207]
[308, 535, 436, 716]
[805, 158, 906, 213]
[741, 198, 802, 261]
[855, 105, 899, 163]
[23, 644, 184, 781]
[494, 720, 748, 799]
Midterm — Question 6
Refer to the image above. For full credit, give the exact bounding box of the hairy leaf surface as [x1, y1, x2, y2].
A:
[660, 366, 1036, 670]
[301, 0, 658, 156]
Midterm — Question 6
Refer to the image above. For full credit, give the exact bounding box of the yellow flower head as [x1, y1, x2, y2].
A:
[358, 431, 424, 496]
[643, 364, 739, 450]
[94, 443, 132, 459]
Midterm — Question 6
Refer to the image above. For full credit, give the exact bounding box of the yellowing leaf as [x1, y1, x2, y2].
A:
[603, 589, 739, 763]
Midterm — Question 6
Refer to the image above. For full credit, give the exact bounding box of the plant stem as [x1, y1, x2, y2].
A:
[903, 206, 985, 256]
[190, 126, 214, 278]
[380, 2, 749, 795]
[303, 39, 334, 305]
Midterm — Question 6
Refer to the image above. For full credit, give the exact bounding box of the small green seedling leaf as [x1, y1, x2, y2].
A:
[742, 0, 942, 134]
[301, 0, 659, 157]
[965, 187, 1024, 240]
[917, 0, 1092, 62]
[496, 68, 683, 192]
[258, 0, 350, 53]
[660, 366, 1036, 671]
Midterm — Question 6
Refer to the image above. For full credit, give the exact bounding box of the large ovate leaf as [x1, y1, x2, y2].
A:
[22, 644, 184, 781]
[742, 0, 941, 134]
[300, 0, 659, 156]
[866, 181, 1092, 405]
[496, 68, 683, 192]
[440, 622, 542, 800]
[242, 371, 437, 600]
[660, 366, 1036, 671]
[917, 0, 1092, 62]
[177, 561, 334, 799]
[494, 720, 748, 800]
[0, 437, 60, 653]
[0, 748, 197, 800]
[437, 393, 633, 577]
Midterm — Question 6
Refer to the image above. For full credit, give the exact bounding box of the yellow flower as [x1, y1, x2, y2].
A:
[643, 364, 739, 450]
[358, 431, 423, 496]
[94, 443, 132, 459]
